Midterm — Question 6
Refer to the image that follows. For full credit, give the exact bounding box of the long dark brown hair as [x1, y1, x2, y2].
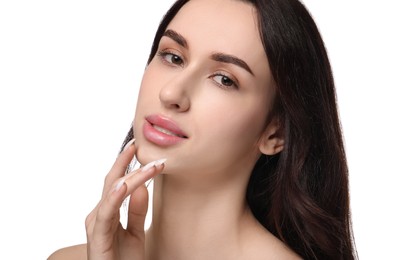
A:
[122, 0, 357, 259]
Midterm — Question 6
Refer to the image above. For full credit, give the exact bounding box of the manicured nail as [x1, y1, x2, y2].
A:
[154, 158, 167, 166]
[114, 178, 126, 192]
[141, 158, 167, 172]
[122, 138, 135, 152]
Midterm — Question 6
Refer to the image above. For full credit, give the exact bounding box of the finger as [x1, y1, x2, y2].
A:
[85, 206, 97, 236]
[123, 159, 165, 197]
[85, 200, 102, 237]
[126, 185, 148, 238]
[124, 162, 165, 238]
[87, 139, 136, 236]
[91, 160, 164, 241]
[102, 139, 136, 197]
[92, 180, 127, 241]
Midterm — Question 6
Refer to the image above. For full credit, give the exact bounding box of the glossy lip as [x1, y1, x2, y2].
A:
[143, 114, 188, 147]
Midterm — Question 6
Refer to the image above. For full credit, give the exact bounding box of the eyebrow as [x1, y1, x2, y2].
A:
[163, 29, 188, 49]
[163, 29, 253, 76]
[211, 53, 254, 76]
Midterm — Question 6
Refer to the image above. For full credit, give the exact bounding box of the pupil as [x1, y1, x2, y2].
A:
[173, 55, 181, 64]
[222, 76, 233, 86]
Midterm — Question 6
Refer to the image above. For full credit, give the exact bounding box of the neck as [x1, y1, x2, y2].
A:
[145, 170, 253, 260]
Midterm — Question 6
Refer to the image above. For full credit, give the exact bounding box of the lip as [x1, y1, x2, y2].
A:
[143, 114, 188, 146]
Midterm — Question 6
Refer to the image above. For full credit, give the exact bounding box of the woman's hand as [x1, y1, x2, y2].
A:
[85, 139, 165, 260]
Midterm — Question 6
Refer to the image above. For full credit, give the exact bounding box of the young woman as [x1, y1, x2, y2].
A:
[49, 0, 357, 259]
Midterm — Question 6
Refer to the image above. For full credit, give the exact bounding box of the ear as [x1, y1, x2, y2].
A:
[258, 117, 284, 155]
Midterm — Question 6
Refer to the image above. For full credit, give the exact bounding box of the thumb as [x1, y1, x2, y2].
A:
[126, 184, 149, 239]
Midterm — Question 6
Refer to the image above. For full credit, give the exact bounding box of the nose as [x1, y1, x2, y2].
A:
[159, 74, 191, 112]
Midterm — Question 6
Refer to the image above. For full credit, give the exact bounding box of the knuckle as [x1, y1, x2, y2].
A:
[104, 174, 112, 185]
[85, 212, 94, 229]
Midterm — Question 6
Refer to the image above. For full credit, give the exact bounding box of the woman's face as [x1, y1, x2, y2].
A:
[134, 0, 275, 178]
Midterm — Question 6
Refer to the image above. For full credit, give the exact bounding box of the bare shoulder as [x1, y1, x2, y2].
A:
[242, 215, 302, 260]
[48, 244, 87, 260]
[255, 232, 302, 260]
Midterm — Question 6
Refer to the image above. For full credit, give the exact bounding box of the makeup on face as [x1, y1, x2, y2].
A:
[133, 0, 273, 175]
[143, 114, 188, 147]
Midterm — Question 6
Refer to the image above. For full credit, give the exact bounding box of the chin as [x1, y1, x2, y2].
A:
[135, 142, 168, 166]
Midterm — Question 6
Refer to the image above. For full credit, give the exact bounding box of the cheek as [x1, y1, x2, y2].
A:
[212, 109, 264, 143]
[135, 65, 163, 113]
[138, 67, 157, 99]
[197, 96, 268, 157]
[201, 90, 268, 138]
[188, 106, 266, 174]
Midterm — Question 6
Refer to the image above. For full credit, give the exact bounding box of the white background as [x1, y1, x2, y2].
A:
[0, 0, 398, 259]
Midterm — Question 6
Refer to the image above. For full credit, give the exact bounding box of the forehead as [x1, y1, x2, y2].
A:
[166, 0, 268, 71]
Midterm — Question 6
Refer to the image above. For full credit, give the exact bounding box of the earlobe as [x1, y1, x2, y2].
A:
[258, 118, 284, 155]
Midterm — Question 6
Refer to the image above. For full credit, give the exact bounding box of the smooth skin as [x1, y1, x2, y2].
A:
[49, 0, 301, 259]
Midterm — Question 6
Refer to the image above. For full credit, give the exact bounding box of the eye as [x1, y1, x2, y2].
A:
[157, 50, 184, 66]
[211, 74, 239, 89]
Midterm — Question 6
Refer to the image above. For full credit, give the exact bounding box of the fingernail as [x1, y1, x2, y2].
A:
[122, 138, 135, 152]
[114, 178, 126, 192]
[141, 158, 167, 172]
[154, 158, 167, 166]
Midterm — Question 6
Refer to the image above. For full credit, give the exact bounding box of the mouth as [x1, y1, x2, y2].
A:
[142, 114, 188, 146]
[152, 124, 188, 138]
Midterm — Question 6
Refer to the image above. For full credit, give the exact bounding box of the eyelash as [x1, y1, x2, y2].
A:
[157, 50, 239, 89]
[210, 72, 239, 89]
[157, 50, 184, 66]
